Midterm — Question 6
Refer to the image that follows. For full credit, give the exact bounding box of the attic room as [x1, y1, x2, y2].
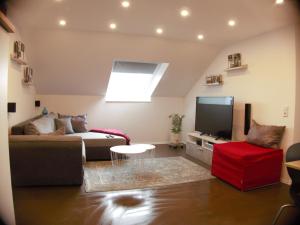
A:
[0, 0, 300, 225]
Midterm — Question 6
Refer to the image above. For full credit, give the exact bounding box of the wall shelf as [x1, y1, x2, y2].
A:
[225, 64, 248, 72]
[10, 55, 27, 66]
[22, 80, 33, 86]
[202, 82, 223, 86]
[0, 11, 15, 33]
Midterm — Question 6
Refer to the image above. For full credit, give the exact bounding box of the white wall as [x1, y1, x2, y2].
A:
[0, 27, 16, 225]
[8, 31, 36, 127]
[37, 95, 183, 143]
[183, 26, 296, 184]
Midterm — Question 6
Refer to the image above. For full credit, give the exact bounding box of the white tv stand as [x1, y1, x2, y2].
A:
[186, 132, 229, 166]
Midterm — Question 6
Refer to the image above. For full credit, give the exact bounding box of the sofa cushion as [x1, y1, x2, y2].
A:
[59, 113, 88, 133]
[59, 113, 86, 119]
[71, 117, 88, 133]
[214, 141, 282, 163]
[32, 115, 56, 134]
[25, 124, 65, 136]
[44, 127, 66, 135]
[11, 115, 43, 135]
[246, 120, 285, 149]
[55, 118, 74, 134]
[66, 132, 126, 147]
[24, 123, 40, 135]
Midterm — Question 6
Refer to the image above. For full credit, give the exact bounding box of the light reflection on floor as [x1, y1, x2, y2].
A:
[100, 189, 155, 225]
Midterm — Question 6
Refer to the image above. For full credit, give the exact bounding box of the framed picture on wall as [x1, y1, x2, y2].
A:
[228, 53, 241, 68]
[23, 66, 33, 85]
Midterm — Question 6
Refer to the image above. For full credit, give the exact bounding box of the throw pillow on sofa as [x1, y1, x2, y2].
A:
[246, 120, 285, 149]
[71, 117, 88, 133]
[31, 115, 56, 134]
[42, 126, 66, 135]
[58, 113, 88, 133]
[24, 122, 40, 135]
[55, 118, 75, 134]
[24, 123, 65, 135]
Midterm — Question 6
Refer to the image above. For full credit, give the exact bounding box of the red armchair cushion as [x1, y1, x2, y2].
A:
[212, 141, 283, 191]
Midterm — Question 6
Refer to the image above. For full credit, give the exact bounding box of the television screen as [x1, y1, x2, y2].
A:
[195, 96, 234, 140]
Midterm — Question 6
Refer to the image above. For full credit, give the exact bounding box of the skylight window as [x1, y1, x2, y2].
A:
[105, 61, 169, 102]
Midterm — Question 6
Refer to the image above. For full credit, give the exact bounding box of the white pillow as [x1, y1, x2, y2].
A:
[32, 115, 56, 134]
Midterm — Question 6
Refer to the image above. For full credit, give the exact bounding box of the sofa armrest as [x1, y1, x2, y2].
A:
[9, 135, 84, 186]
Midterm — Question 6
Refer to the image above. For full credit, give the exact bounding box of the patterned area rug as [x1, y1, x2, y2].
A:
[84, 157, 214, 192]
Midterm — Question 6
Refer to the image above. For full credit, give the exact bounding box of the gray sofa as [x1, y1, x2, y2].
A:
[9, 115, 126, 187]
[10, 135, 84, 186]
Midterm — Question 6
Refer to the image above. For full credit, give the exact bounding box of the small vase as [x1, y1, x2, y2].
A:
[42, 107, 48, 115]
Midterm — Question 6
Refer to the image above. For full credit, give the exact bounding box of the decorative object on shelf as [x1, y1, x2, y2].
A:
[13, 41, 25, 59]
[42, 107, 48, 115]
[168, 114, 184, 146]
[228, 53, 241, 68]
[10, 54, 27, 65]
[35, 100, 41, 107]
[23, 66, 33, 85]
[205, 74, 223, 85]
[225, 64, 248, 72]
[226, 53, 248, 72]
[8, 102, 16, 113]
[11, 41, 27, 65]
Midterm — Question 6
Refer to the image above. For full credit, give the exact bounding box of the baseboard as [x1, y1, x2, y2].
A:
[131, 141, 170, 145]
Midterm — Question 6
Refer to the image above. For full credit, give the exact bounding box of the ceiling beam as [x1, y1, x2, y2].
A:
[0, 11, 15, 33]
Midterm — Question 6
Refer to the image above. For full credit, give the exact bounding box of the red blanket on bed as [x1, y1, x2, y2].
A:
[90, 128, 131, 145]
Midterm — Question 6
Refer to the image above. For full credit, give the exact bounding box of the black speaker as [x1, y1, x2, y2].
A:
[8, 102, 16, 113]
[244, 103, 251, 135]
[35, 100, 41, 107]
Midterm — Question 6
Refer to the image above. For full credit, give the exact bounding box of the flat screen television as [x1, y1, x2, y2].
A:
[195, 96, 234, 140]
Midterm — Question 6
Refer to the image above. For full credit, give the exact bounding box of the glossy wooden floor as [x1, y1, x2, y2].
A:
[13, 145, 292, 225]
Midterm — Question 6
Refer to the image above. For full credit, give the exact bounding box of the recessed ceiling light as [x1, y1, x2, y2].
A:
[59, 20, 66, 26]
[109, 23, 117, 30]
[156, 28, 163, 34]
[275, 0, 284, 5]
[121, 1, 130, 8]
[197, 34, 204, 40]
[180, 9, 190, 17]
[228, 19, 236, 27]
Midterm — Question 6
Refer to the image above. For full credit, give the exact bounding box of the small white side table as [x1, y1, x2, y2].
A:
[110, 144, 155, 165]
[110, 144, 156, 178]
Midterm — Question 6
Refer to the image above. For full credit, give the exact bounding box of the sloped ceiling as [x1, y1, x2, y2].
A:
[9, 0, 298, 97]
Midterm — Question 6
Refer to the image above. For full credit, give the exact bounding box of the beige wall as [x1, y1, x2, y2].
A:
[183, 26, 296, 184]
[37, 95, 183, 143]
[29, 29, 218, 97]
[8, 31, 36, 127]
[0, 27, 16, 225]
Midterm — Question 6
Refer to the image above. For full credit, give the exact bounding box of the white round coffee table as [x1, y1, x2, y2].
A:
[110, 144, 156, 167]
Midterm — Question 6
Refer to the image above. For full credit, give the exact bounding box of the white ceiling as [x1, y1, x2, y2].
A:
[9, 0, 299, 97]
